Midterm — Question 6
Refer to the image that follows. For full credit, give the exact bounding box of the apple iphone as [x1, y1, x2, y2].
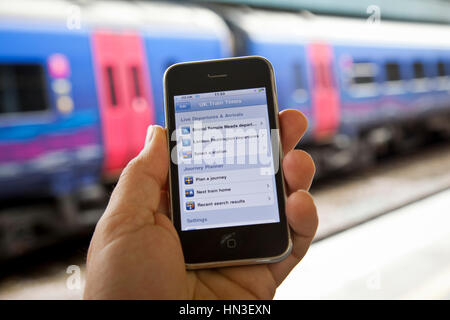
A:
[164, 56, 291, 269]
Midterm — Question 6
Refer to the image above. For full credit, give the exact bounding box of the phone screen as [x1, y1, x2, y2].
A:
[174, 87, 281, 231]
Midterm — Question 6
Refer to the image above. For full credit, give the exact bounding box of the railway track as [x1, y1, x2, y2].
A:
[312, 142, 450, 240]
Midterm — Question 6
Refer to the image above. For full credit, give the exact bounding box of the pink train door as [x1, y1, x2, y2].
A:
[92, 31, 154, 176]
[308, 43, 340, 140]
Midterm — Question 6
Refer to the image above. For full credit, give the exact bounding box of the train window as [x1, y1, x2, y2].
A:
[105, 66, 118, 107]
[351, 62, 377, 85]
[0, 64, 49, 115]
[437, 61, 447, 77]
[413, 62, 426, 79]
[435, 61, 449, 91]
[314, 62, 332, 89]
[312, 62, 323, 88]
[130, 66, 142, 98]
[347, 61, 378, 97]
[385, 62, 401, 82]
[321, 63, 331, 88]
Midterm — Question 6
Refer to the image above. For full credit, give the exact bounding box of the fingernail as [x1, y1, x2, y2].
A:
[145, 125, 155, 146]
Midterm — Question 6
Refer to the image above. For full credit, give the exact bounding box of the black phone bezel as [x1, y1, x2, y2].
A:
[164, 56, 290, 266]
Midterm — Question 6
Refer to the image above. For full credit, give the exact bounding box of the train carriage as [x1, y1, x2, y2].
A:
[0, 0, 233, 258]
[315, 16, 450, 131]
[223, 7, 450, 173]
[318, 16, 450, 156]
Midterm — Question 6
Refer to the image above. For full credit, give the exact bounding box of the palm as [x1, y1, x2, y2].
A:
[84, 110, 317, 299]
[189, 254, 279, 299]
[190, 261, 278, 299]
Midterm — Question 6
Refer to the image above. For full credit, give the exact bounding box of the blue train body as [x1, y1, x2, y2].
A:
[0, 22, 103, 198]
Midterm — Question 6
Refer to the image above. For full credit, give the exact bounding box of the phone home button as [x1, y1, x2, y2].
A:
[221, 232, 238, 249]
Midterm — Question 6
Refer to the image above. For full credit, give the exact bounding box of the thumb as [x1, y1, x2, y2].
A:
[103, 125, 169, 224]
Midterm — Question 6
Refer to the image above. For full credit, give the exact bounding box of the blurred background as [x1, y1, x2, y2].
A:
[1, 0, 450, 299]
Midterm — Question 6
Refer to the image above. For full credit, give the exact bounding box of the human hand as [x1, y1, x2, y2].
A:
[83, 109, 317, 299]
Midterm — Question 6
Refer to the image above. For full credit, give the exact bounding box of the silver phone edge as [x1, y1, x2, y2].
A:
[185, 237, 292, 270]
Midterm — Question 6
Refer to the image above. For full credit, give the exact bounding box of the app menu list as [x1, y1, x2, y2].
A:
[181, 168, 275, 213]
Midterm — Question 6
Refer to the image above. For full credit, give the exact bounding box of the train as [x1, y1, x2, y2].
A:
[1, 0, 450, 257]
[221, 8, 450, 174]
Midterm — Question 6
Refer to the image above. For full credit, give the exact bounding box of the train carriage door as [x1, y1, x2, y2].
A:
[308, 43, 340, 139]
[92, 31, 154, 176]
[92, 31, 128, 174]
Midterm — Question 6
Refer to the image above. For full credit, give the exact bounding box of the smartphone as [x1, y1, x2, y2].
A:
[164, 56, 291, 269]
